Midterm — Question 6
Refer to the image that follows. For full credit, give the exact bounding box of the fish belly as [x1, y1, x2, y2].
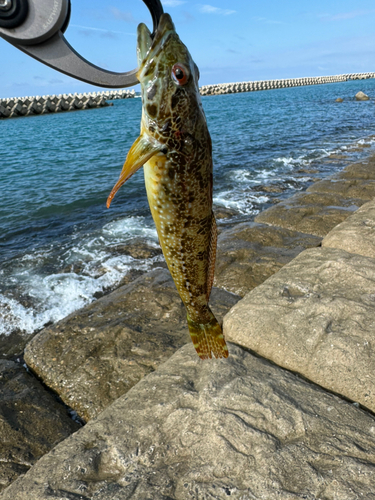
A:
[143, 156, 228, 360]
[144, 155, 210, 319]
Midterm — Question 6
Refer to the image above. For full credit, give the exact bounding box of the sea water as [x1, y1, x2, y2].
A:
[1, 79, 375, 335]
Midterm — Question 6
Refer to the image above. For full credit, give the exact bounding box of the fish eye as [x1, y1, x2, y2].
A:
[171, 63, 189, 85]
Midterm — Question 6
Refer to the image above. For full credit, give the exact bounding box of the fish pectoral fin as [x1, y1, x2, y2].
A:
[107, 134, 163, 208]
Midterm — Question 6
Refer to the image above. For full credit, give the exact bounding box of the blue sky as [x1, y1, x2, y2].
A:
[1, 0, 375, 97]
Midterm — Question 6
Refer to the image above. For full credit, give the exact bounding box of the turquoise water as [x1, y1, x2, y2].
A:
[1, 79, 375, 335]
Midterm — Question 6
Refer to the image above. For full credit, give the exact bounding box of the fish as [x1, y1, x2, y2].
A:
[107, 13, 228, 360]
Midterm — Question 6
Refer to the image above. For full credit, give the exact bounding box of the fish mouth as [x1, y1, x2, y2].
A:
[137, 13, 176, 72]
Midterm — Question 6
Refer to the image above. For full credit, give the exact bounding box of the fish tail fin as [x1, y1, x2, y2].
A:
[187, 313, 229, 360]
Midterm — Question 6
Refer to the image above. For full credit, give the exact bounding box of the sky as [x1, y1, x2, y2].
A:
[1, 0, 375, 98]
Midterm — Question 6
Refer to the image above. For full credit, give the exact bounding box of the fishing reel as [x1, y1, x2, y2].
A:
[0, 0, 164, 87]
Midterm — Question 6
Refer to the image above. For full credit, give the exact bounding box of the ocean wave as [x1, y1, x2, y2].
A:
[0, 252, 163, 336]
[102, 215, 158, 241]
[0, 215, 163, 336]
[213, 190, 269, 214]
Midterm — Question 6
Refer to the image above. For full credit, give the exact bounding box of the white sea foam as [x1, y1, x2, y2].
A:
[214, 191, 269, 214]
[102, 215, 158, 241]
[0, 215, 163, 336]
[230, 170, 258, 184]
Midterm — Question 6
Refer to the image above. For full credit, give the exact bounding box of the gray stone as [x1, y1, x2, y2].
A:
[4, 344, 375, 499]
[322, 199, 375, 259]
[224, 247, 375, 412]
[0, 360, 80, 492]
[255, 191, 362, 237]
[215, 222, 321, 297]
[24, 269, 240, 421]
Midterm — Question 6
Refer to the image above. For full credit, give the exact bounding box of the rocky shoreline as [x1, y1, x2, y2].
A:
[2, 151, 375, 497]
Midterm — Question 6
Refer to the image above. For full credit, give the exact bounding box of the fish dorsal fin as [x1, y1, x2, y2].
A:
[107, 133, 163, 208]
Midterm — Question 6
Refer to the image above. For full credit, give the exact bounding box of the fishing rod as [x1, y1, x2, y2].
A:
[0, 0, 164, 88]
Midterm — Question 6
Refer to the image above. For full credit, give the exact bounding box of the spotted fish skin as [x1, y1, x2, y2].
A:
[107, 14, 228, 360]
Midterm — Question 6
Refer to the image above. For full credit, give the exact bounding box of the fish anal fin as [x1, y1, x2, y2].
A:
[107, 133, 162, 208]
[206, 212, 217, 302]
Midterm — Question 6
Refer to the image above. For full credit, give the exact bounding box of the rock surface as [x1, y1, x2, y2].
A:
[322, 199, 375, 258]
[215, 222, 321, 296]
[338, 157, 375, 180]
[3, 343, 375, 499]
[24, 269, 240, 421]
[0, 360, 80, 492]
[224, 247, 375, 412]
[307, 177, 375, 201]
[255, 191, 362, 236]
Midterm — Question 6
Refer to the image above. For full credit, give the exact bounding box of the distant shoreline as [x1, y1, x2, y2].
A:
[200, 72, 375, 96]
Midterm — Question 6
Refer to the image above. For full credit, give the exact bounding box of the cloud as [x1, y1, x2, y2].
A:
[163, 0, 186, 6]
[77, 29, 94, 37]
[181, 11, 195, 22]
[110, 7, 135, 23]
[319, 9, 375, 21]
[253, 16, 283, 25]
[100, 31, 118, 39]
[198, 4, 235, 16]
[70, 24, 135, 36]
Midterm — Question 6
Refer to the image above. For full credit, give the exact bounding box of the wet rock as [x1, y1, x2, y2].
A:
[252, 183, 285, 193]
[24, 269, 240, 421]
[214, 222, 321, 296]
[0, 330, 36, 360]
[213, 205, 239, 220]
[4, 343, 375, 499]
[108, 238, 162, 260]
[327, 153, 348, 160]
[0, 360, 80, 492]
[355, 91, 370, 101]
[224, 247, 375, 412]
[255, 191, 363, 237]
[335, 97, 344, 102]
[307, 177, 375, 200]
[322, 198, 375, 259]
[337, 158, 375, 180]
[297, 167, 319, 174]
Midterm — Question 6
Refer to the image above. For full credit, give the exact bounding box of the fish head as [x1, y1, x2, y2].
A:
[106, 14, 210, 209]
[136, 13, 205, 142]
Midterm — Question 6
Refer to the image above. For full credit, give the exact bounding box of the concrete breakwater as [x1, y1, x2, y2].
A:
[200, 72, 375, 96]
[0, 88, 135, 119]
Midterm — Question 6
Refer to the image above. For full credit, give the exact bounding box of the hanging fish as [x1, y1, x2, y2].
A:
[107, 13, 228, 360]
